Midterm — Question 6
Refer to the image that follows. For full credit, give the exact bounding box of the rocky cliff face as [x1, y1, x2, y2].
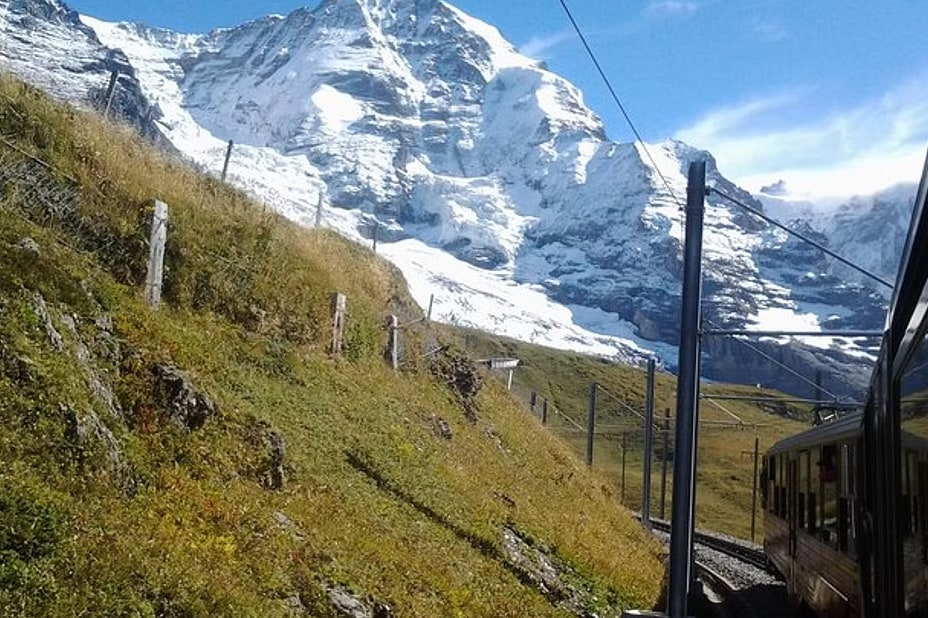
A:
[1, 0, 917, 397]
[0, 0, 163, 141]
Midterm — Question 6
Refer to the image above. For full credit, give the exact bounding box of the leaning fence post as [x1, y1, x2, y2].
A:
[331, 293, 346, 356]
[314, 193, 324, 228]
[220, 140, 233, 182]
[103, 70, 119, 119]
[385, 315, 399, 370]
[145, 199, 168, 309]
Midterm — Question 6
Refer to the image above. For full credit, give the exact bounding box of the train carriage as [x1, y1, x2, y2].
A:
[763, 149, 928, 617]
[763, 411, 863, 616]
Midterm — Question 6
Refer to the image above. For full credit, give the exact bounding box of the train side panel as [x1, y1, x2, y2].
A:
[791, 529, 859, 617]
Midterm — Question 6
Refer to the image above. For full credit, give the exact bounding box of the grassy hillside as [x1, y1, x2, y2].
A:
[444, 328, 810, 541]
[0, 74, 663, 616]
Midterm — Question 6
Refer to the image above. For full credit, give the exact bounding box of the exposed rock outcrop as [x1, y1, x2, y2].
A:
[151, 364, 216, 430]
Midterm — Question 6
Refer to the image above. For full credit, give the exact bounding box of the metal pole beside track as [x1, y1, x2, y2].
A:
[642, 358, 656, 531]
[667, 160, 706, 618]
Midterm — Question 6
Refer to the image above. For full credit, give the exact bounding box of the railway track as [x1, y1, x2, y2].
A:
[647, 518, 770, 572]
[643, 517, 797, 618]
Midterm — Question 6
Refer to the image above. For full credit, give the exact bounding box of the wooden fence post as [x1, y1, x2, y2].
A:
[331, 293, 346, 356]
[145, 199, 168, 309]
[385, 315, 399, 369]
[314, 193, 324, 228]
[220, 140, 233, 182]
[542, 398, 548, 425]
[103, 70, 119, 119]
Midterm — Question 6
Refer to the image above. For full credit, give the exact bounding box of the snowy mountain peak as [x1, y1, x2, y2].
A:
[2, 0, 915, 398]
[7, 0, 76, 23]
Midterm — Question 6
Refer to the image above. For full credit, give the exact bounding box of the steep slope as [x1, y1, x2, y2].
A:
[0, 73, 663, 616]
[0, 0, 911, 397]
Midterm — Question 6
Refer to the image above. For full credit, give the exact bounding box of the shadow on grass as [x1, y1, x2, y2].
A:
[344, 450, 577, 609]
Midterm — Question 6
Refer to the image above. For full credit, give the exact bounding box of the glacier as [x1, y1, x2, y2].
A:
[0, 0, 917, 397]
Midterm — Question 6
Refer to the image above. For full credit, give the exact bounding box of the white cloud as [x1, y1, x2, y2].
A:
[750, 17, 789, 42]
[675, 74, 928, 199]
[644, 1, 699, 18]
[520, 2, 699, 62]
[519, 30, 573, 60]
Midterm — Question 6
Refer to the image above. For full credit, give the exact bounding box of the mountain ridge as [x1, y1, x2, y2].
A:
[1, 0, 915, 397]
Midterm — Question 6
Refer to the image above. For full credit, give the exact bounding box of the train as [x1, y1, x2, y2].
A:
[763, 151, 928, 617]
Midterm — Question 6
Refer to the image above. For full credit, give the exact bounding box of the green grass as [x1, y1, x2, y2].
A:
[0, 74, 665, 616]
[444, 327, 809, 541]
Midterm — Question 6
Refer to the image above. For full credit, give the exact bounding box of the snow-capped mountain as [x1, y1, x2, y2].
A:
[0, 0, 917, 397]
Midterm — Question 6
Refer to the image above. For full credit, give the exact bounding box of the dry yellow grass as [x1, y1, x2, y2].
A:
[453, 327, 810, 541]
[0, 73, 664, 616]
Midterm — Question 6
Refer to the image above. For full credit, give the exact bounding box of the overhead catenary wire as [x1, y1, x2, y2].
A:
[702, 396, 743, 423]
[702, 318, 846, 401]
[546, 401, 586, 432]
[552, 5, 882, 408]
[594, 382, 663, 431]
[556, 0, 683, 208]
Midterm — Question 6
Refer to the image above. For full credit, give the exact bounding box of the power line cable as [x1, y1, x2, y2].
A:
[556, 1, 869, 400]
[556, 0, 683, 208]
[702, 318, 846, 401]
[711, 187, 893, 289]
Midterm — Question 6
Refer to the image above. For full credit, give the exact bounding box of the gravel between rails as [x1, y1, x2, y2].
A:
[646, 519, 798, 618]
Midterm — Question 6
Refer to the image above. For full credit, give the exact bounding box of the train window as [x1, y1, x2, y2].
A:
[839, 442, 855, 557]
[770, 456, 778, 514]
[820, 444, 838, 482]
[761, 457, 772, 511]
[807, 446, 819, 533]
[904, 450, 919, 538]
[763, 456, 772, 513]
[820, 443, 839, 548]
[798, 450, 809, 529]
[779, 455, 788, 519]
[900, 315, 928, 588]
[919, 461, 928, 563]
[776, 455, 785, 518]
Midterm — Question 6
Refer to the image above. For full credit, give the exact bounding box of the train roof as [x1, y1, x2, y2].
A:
[766, 410, 863, 455]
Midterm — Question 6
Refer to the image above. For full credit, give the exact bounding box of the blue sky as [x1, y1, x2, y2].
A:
[65, 0, 928, 198]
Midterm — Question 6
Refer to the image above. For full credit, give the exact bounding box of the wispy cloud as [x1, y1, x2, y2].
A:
[750, 17, 789, 42]
[519, 2, 699, 61]
[675, 73, 928, 199]
[644, 1, 700, 18]
[519, 30, 574, 60]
